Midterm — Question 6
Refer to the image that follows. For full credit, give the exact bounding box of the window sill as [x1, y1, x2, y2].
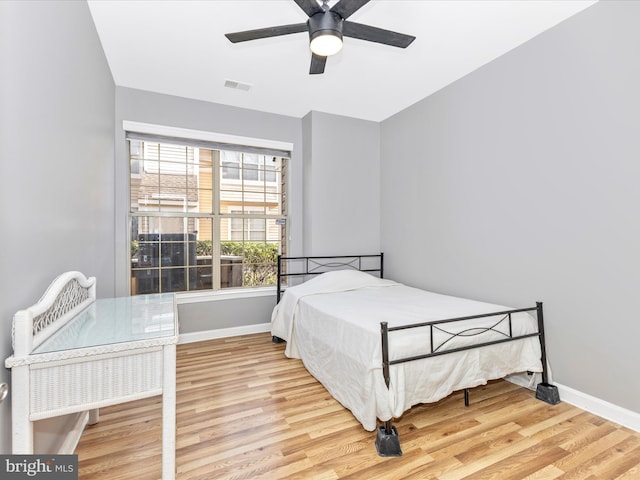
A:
[176, 286, 276, 305]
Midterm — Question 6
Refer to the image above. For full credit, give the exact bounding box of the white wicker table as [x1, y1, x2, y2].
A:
[5, 272, 178, 480]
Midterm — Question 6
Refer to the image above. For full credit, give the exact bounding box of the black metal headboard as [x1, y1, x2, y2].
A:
[276, 253, 384, 303]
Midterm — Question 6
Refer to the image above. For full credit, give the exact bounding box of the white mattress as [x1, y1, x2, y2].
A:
[271, 270, 543, 431]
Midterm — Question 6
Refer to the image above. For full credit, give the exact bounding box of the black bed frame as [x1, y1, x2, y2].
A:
[274, 253, 560, 457]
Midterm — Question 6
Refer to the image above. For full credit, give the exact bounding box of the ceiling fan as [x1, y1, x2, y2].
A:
[225, 0, 416, 75]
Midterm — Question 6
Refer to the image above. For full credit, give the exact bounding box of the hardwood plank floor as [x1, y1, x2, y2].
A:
[75, 333, 640, 479]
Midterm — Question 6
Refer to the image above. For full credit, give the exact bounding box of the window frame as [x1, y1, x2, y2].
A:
[124, 122, 292, 297]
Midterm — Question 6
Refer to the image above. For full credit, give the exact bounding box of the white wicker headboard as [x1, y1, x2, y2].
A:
[11, 271, 96, 357]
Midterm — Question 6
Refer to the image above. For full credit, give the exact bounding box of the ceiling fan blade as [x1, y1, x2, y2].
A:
[330, 0, 370, 20]
[343, 21, 416, 48]
[294, 0, 324, 17]
[225, 23, 307, 43]
[310, 53, 327, 74]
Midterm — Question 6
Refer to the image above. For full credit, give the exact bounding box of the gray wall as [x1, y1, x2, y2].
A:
[302, 111, 381, 255]
[0, 0, 115, 452]
[380, 1, 640, 412]
[178, 296, 275, 334]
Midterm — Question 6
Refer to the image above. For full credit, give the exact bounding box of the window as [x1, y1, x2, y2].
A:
[128, 135, 288, 295]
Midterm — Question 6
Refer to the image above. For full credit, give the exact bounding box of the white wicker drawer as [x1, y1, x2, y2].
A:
[29, 347, 164, 420]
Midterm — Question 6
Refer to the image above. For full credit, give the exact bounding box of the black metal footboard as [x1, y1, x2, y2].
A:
[376, 301, 559, 457]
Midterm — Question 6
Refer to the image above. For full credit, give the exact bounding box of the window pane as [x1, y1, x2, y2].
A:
[220, 184, 243, 203]
[195, 188, 212, 215]
[248, 218, 266, 241]
[243, 191, 266, 209]
[230, 217, 244, 241]
[243, 154, 259, 181]
[221, 151, 240, 180]
[220, 253, 243, 288]
[219, 213, 283, 289]
[130, 216, 198, 294]
[194, 218, 213, 291]
[222, 163, 240, 180]
[241, 242, 279, 287]
[264, 163, 277, 182]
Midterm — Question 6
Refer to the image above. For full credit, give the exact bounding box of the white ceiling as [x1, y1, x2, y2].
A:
[88, 0, 597, 122]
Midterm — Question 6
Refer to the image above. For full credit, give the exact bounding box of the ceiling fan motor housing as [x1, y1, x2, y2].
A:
[308, 11, 344, 44]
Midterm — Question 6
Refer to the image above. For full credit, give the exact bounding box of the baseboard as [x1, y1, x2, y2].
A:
[178, 323, 271, 344]
[57, 411, 88, 454]
[505, 375, 640, 433]
[554, 382, 640, 433]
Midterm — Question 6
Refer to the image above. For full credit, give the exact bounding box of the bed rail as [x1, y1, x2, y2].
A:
[276, 253, 384, 303]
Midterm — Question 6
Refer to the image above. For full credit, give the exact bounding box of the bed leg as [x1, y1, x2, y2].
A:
[271, 336, 285, 344]
[464, 388, 469, 407]
[534, 302, 561, 405]
[536, 382, 560, 405]
[376, 322, 402, 456]
[375, 420, 402, 457]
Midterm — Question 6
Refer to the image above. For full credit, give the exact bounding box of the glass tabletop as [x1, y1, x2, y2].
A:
[33, 293, 176, 354]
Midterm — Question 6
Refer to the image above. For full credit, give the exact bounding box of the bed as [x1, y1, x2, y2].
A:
[271, 254, 559, 456]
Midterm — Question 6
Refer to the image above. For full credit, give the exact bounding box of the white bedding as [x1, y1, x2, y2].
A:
[271, 270, 543, 431]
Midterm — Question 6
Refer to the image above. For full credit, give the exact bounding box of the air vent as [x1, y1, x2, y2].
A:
[224, 79, 252, 91]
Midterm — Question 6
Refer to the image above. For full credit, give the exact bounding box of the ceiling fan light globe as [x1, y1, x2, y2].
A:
[310, 33, 343, 56]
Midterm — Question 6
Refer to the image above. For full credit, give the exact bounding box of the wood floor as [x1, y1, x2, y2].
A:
[75, 333, 640, 479]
